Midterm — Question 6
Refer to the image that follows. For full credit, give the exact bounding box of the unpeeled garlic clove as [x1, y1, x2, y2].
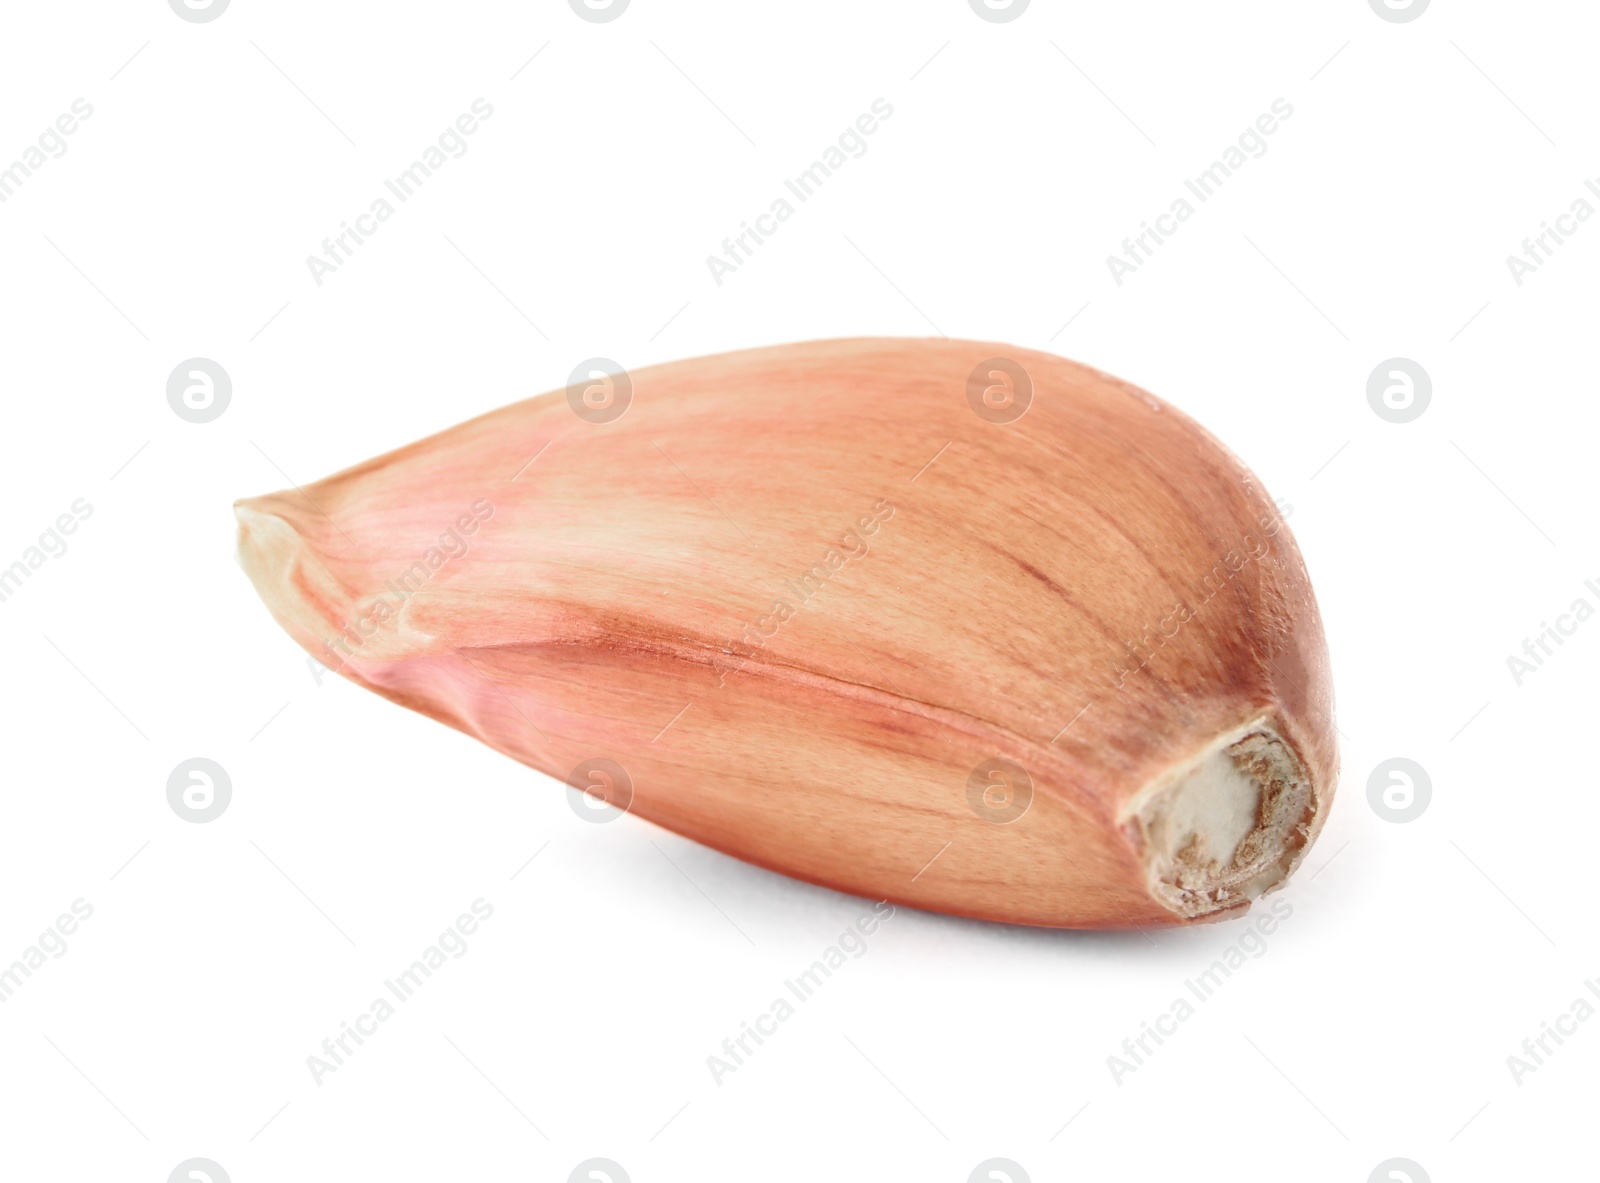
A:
[235, 338, 1336, 929]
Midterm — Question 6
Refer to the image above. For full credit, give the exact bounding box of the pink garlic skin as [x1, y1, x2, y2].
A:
[236, 338, 1335, 929]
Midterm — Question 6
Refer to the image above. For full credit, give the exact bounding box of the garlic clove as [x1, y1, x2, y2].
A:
[235, 338, 1336, 929]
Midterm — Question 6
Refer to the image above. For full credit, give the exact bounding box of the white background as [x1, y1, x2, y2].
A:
[1, 1, 1595, 1180]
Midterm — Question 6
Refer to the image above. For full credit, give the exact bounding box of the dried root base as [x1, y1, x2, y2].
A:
[1126, 719, 1317, 920]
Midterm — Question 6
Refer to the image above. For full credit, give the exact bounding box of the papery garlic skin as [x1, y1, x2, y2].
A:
[236, 338, 1336, 929]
